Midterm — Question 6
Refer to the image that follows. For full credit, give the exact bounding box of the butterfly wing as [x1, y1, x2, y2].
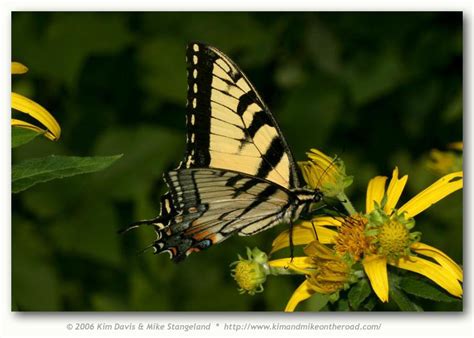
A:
[180, 42, 303, 190]
[153, 168, 294, 262]
[129, 43, 317, 261]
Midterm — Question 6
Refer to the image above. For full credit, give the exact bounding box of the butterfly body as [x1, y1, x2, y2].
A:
[131, 43, 322, 261]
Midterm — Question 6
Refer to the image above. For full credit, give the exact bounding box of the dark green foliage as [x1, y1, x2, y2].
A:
[348, 279, 371, 310]
[12, 154, 122, 193]
[399, 276, 461, 303]
[11, 12, 462, 311]
[12, 128, 41, 148]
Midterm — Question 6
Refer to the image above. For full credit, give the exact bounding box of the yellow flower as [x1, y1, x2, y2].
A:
[268, 241, 352, 311]
[230, 247, 269, 295]
[12, 62, 61, 141]
[272, 168, 463, 308]
[360, 168, 463, 302]
[427, 142, 463, 175]
[299, 149, 353, 197]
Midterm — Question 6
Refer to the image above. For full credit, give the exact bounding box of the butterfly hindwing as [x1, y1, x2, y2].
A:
[181, 42, 303, 190]
[153, 168, 294, 261]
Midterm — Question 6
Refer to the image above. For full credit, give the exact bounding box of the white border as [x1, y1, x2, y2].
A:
[2, 1, 473, 338]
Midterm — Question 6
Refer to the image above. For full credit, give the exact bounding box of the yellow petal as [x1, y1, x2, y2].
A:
[366, 176, 388, 213]
[299, 162, 319, 188]
[271, 226, 338, 253]
[398, 172, 463, 218]
[411, 242, 463, 282]
[384, 167, 408, 214]
[307, 148, 333, 163]
[315, 227, 338, 245]
[11, 92, 61, 141]
[310, 216, 343, 227]
[363, 255, 389, 302]
[268, 257, 313, 271]
[392, 256, 463, 298]
[271, 227, 314, 253]
[12, 62, 28, 74]
[11, 118, 46, 135]
[271, 217, 342, 253]
[285, 280, 314, 312]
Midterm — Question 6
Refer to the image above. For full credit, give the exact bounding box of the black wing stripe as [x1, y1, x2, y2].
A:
[246, 110, 275, 139]
[237, 91, 259, 116]
[256, 137, 286, 179]
[236, 184, 278, 218]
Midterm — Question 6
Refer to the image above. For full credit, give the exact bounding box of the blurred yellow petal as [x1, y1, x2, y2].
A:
[398, 172, 463, 218]
[268, 257, 312, 269]
[366, 176, 387, 213]
[393, 256, 463, 298]
[11, 92, 61, 141]
[384, 168, 408, 214]
[271, 217, 342, 253]
[285, 280, 314, 312]
[307, 148, 333, 166]
[271, 226, 338, 253]
[447, 142, 463, 151]
[310, 216, 344, 227]
[268, 257, 313, 275]
[11, 62, 28, 74]
[271, 228, 313, 253]
[300, 149, 352, 197]
[315, 227, 338, 245]
[11, 118, 45, 135]
[363, 255, 389, 302]
[411, 242, 463, 282]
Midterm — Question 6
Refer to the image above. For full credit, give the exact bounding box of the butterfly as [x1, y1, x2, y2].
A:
[125, 42, 323, 262]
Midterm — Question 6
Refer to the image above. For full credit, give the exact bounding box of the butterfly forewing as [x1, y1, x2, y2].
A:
[181, 43, 303, 190]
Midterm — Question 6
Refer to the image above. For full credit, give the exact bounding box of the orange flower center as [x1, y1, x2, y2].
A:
[335, 214, 374, 260]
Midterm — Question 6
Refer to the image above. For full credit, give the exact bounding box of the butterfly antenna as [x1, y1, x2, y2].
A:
[313, 155, 340, 191]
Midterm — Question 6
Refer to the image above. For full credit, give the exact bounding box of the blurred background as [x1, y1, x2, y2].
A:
[11, 12, 462, 311]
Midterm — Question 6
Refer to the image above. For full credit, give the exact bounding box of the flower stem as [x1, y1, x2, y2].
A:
[337, 192, 356, 215]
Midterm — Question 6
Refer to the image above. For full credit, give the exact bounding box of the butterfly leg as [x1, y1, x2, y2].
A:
[118, 216, 164, 234]
[289, 219, 295, 262]
[310, 219, 319, 242]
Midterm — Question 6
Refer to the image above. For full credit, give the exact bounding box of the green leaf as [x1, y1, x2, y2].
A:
[305, 292, 330, 311]
[12, 128, 42, 148]
[12, 154, 123, 193]
[348, 279, 371, 310]
[363, 296, 377, 311]
[399, 277, 460, 303]
[336, 298, 350, 311]
[389, 287, 423, 312]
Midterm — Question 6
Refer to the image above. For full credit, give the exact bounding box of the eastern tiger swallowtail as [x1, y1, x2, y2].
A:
[125, 42, 322, 261]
